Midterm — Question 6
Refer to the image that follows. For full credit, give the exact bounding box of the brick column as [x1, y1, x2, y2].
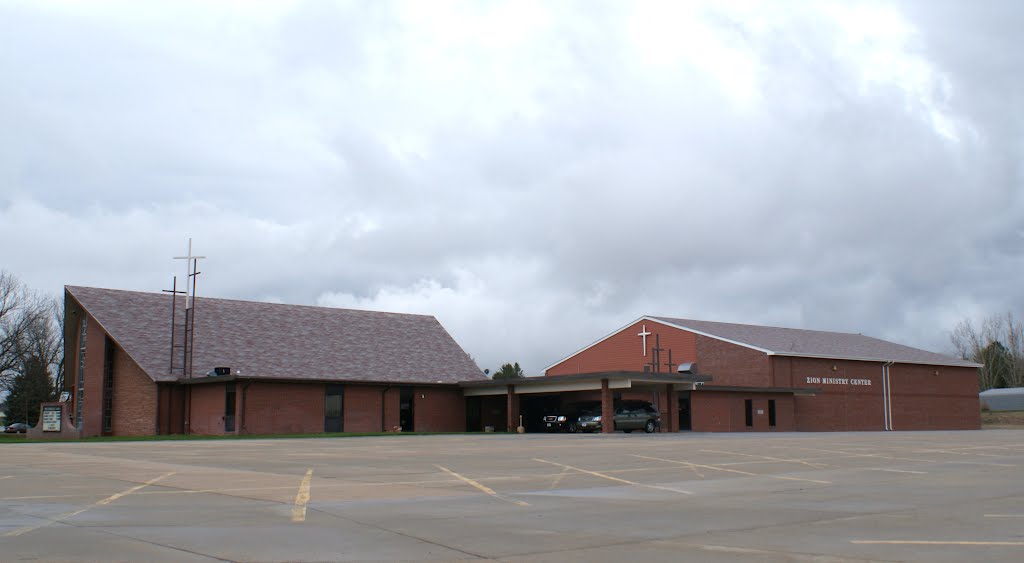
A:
[601, 379, 614, 433]
[665, 384, 676, 432]
[506, 385, 520, 432]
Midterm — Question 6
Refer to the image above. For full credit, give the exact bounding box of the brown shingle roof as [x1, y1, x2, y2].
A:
[651, 316, 980, 368]
[66, 286, 486, 384]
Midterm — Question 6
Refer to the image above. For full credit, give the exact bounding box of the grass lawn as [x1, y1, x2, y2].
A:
[981, 410, 1024, 428]
[0, 430, 488, 444]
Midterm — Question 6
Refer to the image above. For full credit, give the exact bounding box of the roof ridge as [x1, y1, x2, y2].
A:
[653, 315, 867, 338]
[66, 285, 436, 319]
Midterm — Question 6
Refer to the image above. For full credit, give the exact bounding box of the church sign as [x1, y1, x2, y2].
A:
[805, 376, 872, 386]
[41, 405, 62, 432]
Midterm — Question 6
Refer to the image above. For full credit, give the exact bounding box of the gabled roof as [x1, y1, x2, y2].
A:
[66, 286, 486, 384]
[545, 315, 980, 371]
[652, 316, 981, 368]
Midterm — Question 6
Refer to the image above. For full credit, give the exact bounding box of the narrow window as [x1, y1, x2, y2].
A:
[224, 383, 236, 432]
[744, 399, 753, 427]
[400, 386, 414, 431]
[325, 384, 344, 432]
[102, 337, 115, 433]
[75, 317, 87, 429]
[768, 400, 776, 427]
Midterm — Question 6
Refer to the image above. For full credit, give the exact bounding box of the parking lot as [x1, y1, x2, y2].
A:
[2, 430, 1024, 562]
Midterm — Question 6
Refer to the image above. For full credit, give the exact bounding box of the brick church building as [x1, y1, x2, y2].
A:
[63, 286, 485, 437]
[59, 286, 980, 437]
[536, 317, 982, 432]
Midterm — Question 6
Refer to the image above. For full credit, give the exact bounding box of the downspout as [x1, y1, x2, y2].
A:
[882, 361, 894, 430]
[886, 362, 895, 431]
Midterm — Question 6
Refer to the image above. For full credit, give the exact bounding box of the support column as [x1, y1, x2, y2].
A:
[665, 384, 677, 432]
[506, 384, 519, 432]
[601, 379, 614, 434]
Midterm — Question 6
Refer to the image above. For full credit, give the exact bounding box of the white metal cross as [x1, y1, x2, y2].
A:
[638, 324, 652, 356]
[173, 238, 206, 306]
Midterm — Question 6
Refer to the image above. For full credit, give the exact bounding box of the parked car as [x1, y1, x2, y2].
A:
[542, 401, 601, 433]
[4, 422, 28, 434]
[577, 401, 661, 433]
[614, 401, 661, 433]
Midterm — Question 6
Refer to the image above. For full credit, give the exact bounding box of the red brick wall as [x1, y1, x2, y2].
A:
[79, 315, 106, 438]
[784, 358, 979, 431]
[189, 383, 228, 435]
[157, 384, 185, 435]
[786, 357, 885, 431]
[238, 381, 324, 435]
[695, 335, 771, 387]
[547, 320, 697, 375]
[384, 387, 401, 431]
[413, 386, 465, 432]
[344, 385, 385, 432]
[111, 347, 157, 436]
[691, 391, 794, 432]
[890, 365, 980, 430]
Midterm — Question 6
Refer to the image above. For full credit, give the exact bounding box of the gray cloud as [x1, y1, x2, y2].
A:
[1, 0, 1021, 374]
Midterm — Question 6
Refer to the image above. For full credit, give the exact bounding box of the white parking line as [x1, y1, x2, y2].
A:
[631, 454, 831, 484]
[4, 472, 174, 537]
[434, 465, 529, 506]
[534, 458, 692, 495]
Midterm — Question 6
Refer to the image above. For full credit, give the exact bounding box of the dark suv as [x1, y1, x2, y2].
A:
[542, 401, 601, 433]
[577, 401, 661, 433]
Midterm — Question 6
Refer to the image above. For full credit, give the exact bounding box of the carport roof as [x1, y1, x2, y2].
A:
[460, 371, 713, 388]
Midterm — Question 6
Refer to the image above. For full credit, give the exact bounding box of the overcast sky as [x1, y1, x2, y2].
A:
[2, 0, 1021, 375]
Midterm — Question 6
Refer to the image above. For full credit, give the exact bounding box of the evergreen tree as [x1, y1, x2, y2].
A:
[2, 355, 53, 425]
[492, 362, 525, 380]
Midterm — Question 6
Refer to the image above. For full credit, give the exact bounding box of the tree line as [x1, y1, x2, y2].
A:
[951, 312, 1024, 391]
[0, 271, 63, 426]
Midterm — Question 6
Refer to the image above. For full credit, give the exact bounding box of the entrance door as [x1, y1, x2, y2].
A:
[224, 382, 236, 432]
[466, 396, 482, 431]
[678, 392, 692, 431]
[325, 384, 344, 432]
[400, 387, 414, 431]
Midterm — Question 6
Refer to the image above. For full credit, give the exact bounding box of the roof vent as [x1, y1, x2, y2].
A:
[677, 362, 696, 374]
[206, 367, 232, 377]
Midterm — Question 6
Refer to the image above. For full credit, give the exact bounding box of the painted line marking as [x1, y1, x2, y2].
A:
[914, 449, 1002, 458]
[291, 468, 314, 523]
[631, 454, 831, 484]
[699, 449, 829, 470]
[865, 468, 928, 475]
[547, 465, 572, 490]
[4, 472, 174, 537]
[0, 475, 13, 480]
[533, 458, 692, 495]
[851, 540, 1024, 546]
[434, 464, 529, 506]
[790, 446, 1016, 467]
[985, 514, 1024, 518]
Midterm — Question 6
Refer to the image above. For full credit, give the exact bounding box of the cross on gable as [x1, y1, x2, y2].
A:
[637, 324, 652, 356]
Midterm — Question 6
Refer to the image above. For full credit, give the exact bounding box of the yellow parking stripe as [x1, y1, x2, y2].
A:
[291, 468, 313, 523]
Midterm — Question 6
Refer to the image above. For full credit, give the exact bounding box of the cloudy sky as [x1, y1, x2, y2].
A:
[1, 0, 1021, 375]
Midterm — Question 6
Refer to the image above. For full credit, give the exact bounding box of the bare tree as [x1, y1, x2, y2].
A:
[951, 312, 1024, 390]
[0, 271, 44, 390]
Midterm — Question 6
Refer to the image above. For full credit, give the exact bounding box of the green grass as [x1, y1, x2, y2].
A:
[0, 431, 502, 444]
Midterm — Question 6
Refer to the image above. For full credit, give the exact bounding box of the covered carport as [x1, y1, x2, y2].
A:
[461, 371, 712, 433]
